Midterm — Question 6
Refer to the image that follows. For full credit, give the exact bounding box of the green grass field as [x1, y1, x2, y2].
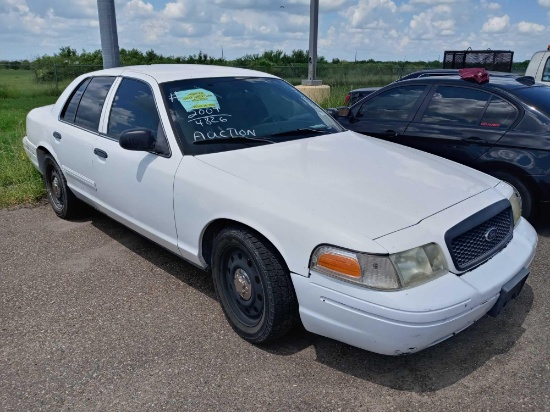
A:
[0, 68, 350, 208]
[0, 69, 64, 207]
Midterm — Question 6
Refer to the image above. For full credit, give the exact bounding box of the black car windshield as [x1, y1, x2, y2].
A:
[161, 77, 344, 154]
[513, 85, 550, 117]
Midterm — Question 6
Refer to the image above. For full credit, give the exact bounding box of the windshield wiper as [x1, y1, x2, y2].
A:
[270, 127, 331, 138]
[193, 136, 274, 145]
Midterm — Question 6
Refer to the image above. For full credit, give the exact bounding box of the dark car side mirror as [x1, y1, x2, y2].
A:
[326, 106, 350, 119]
[119, 129, 156, 151]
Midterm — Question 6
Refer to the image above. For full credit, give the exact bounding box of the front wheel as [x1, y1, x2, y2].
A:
[211, 226, 299, 343]
[43, 155, 81, 219]
[492, 172, 534, 221]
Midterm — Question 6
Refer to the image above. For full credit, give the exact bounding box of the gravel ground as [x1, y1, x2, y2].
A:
[1, 204, 549, 411]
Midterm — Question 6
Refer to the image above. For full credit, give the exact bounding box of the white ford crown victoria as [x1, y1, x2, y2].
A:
[23, 65, 537, 355]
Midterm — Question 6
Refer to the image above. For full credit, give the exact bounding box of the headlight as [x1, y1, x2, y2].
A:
[509, 188, 522, 226]
[310, 244, 448, 290]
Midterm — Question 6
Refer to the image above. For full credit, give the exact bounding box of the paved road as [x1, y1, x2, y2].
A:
[1, 204, 549, 411]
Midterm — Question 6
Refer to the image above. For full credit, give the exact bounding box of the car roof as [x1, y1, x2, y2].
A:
[83, 64, 278, 83]
[399, 69, 516, 79]
[350, 87, 380, 93]
[393, 75, 541, 92]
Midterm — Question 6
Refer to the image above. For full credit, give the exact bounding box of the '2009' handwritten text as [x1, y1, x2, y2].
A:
[194, 128, 256, 141]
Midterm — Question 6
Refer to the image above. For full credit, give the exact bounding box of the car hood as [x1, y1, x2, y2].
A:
[196, 131, 498, 239]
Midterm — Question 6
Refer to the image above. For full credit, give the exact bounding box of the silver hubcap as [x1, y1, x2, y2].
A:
[234, 268, 252, 301]
[52, 176, 61, 198]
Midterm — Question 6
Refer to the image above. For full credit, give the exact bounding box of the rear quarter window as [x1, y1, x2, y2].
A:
[480, 96, 517, 129]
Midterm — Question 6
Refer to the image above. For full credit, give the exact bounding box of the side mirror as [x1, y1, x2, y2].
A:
[326, 108, 340, 119]
[326, 107, 350, 119]
[119, 129, 156, 151]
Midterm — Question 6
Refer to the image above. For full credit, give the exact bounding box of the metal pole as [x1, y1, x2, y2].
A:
[302, 0, 321, 86]
[97, 0, 120, 69]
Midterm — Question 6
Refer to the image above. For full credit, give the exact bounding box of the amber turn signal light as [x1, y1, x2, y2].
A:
[317, 253, 361, 278]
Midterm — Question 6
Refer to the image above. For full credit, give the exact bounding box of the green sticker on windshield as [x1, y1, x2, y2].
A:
[175, 89, 220, 111]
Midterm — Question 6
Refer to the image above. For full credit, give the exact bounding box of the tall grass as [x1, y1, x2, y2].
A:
[0, 69, 59, 207]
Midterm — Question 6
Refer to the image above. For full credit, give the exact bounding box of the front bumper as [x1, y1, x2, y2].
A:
[292, 218, 537, 355]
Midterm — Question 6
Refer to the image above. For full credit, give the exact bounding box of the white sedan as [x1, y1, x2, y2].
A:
[23, 65, 537, 355]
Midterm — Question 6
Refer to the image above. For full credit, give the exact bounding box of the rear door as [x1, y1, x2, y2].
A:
[342, 84, 430, 144]
[402, 85, 518, 166]
[54, 76, 116, 203]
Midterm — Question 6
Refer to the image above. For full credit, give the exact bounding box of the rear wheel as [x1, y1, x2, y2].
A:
[211, 226, 298, 343]
[43, 155, 81, 219]
[492, 172, 534, 221]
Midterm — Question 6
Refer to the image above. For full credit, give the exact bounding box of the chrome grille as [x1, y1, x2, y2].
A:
[446, 202, 513, 271]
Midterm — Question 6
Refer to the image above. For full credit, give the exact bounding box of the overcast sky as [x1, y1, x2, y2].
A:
[1, 0, 549, 62]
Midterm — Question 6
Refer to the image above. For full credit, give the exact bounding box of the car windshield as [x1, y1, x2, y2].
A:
[513, 85, 550, 117]
[161, 77, 344, 154]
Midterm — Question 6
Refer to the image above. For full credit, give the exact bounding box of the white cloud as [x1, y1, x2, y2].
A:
[408, 8, 456, 39]
[433, 5, 452, 13]
[343, 0, 398, 28]
[124, 0, 153, 17]
[481, 15, 510, 32]
[162, 1, 189, 18]
[1, 0, 550, 64]
[410, 0, 466, 4]
[480, 0, 501, 10]
[517, 21, 545, 33]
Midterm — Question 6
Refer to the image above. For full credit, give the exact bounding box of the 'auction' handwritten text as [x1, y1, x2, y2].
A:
[193, 128, 256, 141]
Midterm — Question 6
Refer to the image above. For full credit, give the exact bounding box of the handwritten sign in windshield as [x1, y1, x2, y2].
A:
[175, 89, 220, 111]
[187, 108, 230, 127]
[194, 128, 256, 141]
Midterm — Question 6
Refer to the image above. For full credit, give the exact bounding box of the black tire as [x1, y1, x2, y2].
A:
[43, 155, 81, 219]
[211, 226, 299, 343]
[491, 172, 534, 221]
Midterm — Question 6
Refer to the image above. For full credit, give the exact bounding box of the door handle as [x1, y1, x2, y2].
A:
[53, 131, 61, 140]
[383, 130, 398, 138]
[94, 148, 108, 159]
[462, 136, 487, 144]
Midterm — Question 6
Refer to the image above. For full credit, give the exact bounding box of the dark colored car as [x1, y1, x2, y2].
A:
[332, 74, 550, 219]
[344, 69, 518, 105]
[344, 87, 379, 106]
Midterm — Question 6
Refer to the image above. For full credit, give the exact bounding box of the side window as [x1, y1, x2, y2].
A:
[542, 57, 550, 82]
[74, 77, 115, 131]
[421, 86, 490, 125]
[480, 96, 517, 129]
[60, 78, 91, 123]
[107, 78, 160, 140]
[357, 85, 426, 121]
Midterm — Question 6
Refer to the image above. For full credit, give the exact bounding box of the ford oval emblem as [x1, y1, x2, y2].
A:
[484, 227, 498, 242]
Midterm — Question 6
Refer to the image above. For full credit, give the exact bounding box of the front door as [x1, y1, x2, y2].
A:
[93, 75, 183, 253]
[342, 84, 430, 146]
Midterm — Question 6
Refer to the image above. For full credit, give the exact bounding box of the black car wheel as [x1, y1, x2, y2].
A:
[492, 172, 534, 221]
[43, 155, 80, 219]
[211, 226, 298, 343]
